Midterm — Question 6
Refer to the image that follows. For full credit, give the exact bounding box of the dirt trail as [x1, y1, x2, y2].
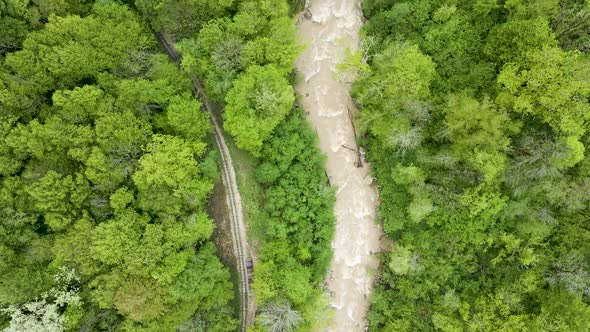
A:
[295, 1, 383, 331]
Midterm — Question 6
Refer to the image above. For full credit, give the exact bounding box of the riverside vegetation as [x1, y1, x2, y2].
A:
[1, 0, 333, 331]
[136, 0, 335, 329]
[354, 0, 590, 331]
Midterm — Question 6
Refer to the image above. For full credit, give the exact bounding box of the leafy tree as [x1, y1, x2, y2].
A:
[485, 16, 557, 63]
[224, 65, 294, 155]
[4, 3, 149, 94]
[497, 46, 590, 166]
[113, 277, 167, 321]
[444, 95, 513, 179]
[134, 0, 235, 38]
[0, 2, 237, 330]
[1, 267, 82, 332]
[259, 299, 303, 332]
[132, 134, 211, 215]
[164, 94, 210, 141]
[25, 171, 89, 231]
[388, 244, 414, 276]
[354, 42, 435, 154]
[355, 1, 590, 330]
[52, 85, 113, 125]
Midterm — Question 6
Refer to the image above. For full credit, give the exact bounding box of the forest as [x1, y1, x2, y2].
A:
[2, 0, 590, 331]
[138, 0, 334, 329]
[0, 1, 238, 330]
[1, 0, 330, 331]
[355, 0, 590, 331]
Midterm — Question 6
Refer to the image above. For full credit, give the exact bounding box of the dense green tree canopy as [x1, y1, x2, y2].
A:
[0, 2, 236, 331]
[357, 0, 590, 330]
[224, 65, 295, 155]
[251, 112, 334, 330]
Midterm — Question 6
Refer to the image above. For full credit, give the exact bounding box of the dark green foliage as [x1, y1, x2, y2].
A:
[252, 111, 334, 325]
[552, 0, 590, 52]
[255, 112, 334, 280]
[134, 0, 236, 39]
[356, 0, 590, 330]
[0, 2, 236, 331]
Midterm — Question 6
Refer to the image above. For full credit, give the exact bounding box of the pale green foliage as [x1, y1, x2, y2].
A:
[109, 187, 134, 212]
[6, 116, 94, 163]
[1, 267, 81, 332]
[95, 111, 152, 156]
[133, 135, 211, 215]
[240, 16, 301, 74]
[445, 95, 512, 179]
[84, 147, 127, 192]
[259, 299, 303, 332]
[91, 210, 149, 266]
[224, 65, 294, 155]
[485, 17, 557, 63]
[474, 0, 500, 16]
[52, 85, 113, 124]
[52, 214, 98, 278]
[335, 48, 370, 83]
[433, 5, 457, 23]
[89, 209, 215, 321]
[393, 164, 433, 222]
[113, 277, 167, 321]
[432, 312, 462, 332]
[4, 2, 149, 93]
[165, 94, 210, 141]
[25, 171, 89, 231]
[497, 46, 590, 137]
[370, 42, 435, 101]
[388, 245, 413, 275]
[354, 42, 435, 153]
[497, 46, 590, 166]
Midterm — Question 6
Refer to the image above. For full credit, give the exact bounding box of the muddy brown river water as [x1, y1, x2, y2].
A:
[295, 0, 383, 331]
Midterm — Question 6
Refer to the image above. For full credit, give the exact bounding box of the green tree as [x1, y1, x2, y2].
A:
[164, 94, 210, 141]
[353, 1, 590, 330]
[133, 135, 211, 215]
[0, 2, 237, 329]
[444, 95, 512, 179]
[259, 299, 303, 332]
[497, 46, 590, 166]
[353, 42, 435, 152]
[224, 65, 294, 155]
[52, 85, 113, 125]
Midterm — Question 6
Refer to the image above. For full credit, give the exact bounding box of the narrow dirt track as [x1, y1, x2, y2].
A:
[154, 33, 253, 332]
[295, 1, 383, 331]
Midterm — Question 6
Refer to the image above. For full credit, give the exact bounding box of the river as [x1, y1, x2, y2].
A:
[295, 0, 383, 331]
